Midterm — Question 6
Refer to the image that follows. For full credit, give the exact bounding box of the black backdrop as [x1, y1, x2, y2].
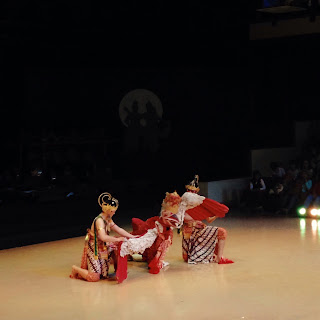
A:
[1, 1, 320, 248]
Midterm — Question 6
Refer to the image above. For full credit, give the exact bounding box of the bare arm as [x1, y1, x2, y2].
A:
[206, 216, 217, 223]
[184, 212, 194, 222]
[95, 219, 125, 242]
[111, 223, 135, 238]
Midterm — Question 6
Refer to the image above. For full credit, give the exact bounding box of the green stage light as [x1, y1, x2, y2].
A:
[298, 207, 306, 215]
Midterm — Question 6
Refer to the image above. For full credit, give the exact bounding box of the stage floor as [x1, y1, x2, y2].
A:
[1, 216, 319, 320]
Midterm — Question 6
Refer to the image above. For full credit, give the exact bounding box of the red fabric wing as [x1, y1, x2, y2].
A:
[187, 198, 229, 220]
[131, 217, 159, 236]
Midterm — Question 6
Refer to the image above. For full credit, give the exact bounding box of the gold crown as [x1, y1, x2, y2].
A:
[163, 191, 181, 206]
[185, 185, 200, 192]
[98, 192, 119, 210]
[185, 174, 200, 192]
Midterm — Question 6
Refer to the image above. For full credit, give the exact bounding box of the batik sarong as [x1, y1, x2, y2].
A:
[182, 222, 219, 264]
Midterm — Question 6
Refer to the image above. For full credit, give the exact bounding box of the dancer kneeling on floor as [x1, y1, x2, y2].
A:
[182, 175, 234, 265]
[70, 192, 135, 282]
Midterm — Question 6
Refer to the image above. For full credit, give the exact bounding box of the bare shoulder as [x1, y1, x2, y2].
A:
[90, 216, 104, 231]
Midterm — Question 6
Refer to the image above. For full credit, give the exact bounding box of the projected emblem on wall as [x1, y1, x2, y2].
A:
[119, 89, 163, 127]
[119, 89, 163, 154]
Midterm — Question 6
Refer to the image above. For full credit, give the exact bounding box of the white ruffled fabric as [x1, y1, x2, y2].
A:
[175, 192, 205, 228]
[120, 192, 205, 257]
[181, 192, 205, 209]
[120, 227, 158, 257]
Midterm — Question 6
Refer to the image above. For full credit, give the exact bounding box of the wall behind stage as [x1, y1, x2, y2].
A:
[104, 67, 253, 182]
[21, 66, 255, 181]
[251, 147, 297, 177]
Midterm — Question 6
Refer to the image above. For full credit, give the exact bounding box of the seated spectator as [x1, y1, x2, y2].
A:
[301, 159, 313, 180]
[301, 171, 312, 202]
[303, 175, 320, 210]
[270, 162, 286, 180]
[269, 178, 284, 195]
[280, 171, 310, 214]
[283, 160, 299, 185]
[265, 177, 285, 213]
[247, 170, 267, 209]
[282, 161, 299, 194]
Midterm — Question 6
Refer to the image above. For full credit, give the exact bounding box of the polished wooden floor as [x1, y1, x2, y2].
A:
[1, 216, 319, 320]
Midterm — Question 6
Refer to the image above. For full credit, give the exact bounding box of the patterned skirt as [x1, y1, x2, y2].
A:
[182, 224, 219, 264]
[80, 234, 117, 279]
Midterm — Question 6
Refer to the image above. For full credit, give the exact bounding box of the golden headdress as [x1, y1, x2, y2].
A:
[160, 191, 182, 228]
[185, 174, 200, 193]
[98, 192, 119, 211]
[162, 191, 182, 207]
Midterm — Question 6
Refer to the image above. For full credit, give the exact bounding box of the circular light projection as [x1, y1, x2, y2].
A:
[119, 89, 163, 127]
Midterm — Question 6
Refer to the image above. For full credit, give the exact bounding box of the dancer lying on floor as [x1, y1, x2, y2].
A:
[182, 175, 234, 265]
[70, 192, 135, 282]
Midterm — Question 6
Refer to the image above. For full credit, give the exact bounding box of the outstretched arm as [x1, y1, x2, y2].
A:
[206, 216, 217, 223]
[184, 212, 194, 221]
[111, 224, 135, 238]
[95, 219, 125, 242]
[184, 212, 206, 228]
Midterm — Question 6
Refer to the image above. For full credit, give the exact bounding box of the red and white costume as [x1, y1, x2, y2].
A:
[120, 191, 203, 274]
[182, 175, 233, 265]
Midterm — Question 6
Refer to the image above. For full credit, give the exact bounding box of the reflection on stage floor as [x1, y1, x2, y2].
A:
[1, 216, 320, 320]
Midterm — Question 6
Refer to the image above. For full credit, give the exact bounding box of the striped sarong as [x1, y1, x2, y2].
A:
[182, 225, 219, 264]
[86, 240, 109, 277]
[80, 232, 117, 279]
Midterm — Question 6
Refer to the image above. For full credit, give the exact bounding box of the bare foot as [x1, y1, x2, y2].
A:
[69, 265, 79, 279]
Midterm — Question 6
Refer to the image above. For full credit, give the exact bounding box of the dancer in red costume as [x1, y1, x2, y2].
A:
[120, 180, 233, 275]
[70, 192, 135, 283]
[121, 191, 183, 274]
[182, 175, 234, 265]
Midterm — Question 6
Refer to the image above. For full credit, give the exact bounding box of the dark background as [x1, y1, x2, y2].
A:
[1, 1, 320, 248]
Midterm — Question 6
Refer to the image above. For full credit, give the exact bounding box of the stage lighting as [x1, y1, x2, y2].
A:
[298, 207, 306, 215]
[310, 208, 318, 216]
